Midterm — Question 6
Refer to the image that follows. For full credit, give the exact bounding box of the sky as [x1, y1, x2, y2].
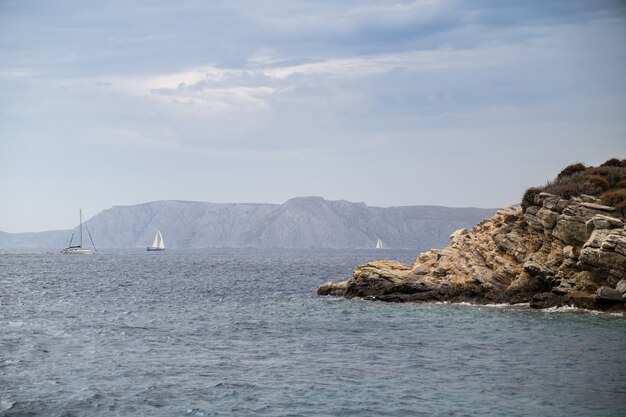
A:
[1, 0, 625, 232]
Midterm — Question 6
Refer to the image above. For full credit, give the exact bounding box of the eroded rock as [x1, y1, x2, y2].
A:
[318, 194, 626, 312]
[597, 286, 625, 302]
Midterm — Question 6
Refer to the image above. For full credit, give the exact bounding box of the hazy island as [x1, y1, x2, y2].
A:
[0, 197, 493, 250]
[319, 159, 626, 313]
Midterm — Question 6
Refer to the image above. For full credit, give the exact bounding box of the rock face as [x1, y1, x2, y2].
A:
[318, 193, 626, 312]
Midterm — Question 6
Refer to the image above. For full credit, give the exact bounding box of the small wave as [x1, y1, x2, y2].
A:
[1, 359, 22, 367]
[479, 302, 531, 309]
[539, 305, 625, 316]
[0, 401, 15, 412]
[431, 300, 625, 316]
[434, 301, 529, 309]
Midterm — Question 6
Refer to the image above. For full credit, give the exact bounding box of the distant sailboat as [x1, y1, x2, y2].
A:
[375, 238, 384, 250]
[60, 209, 96, 254]
[147, 230, 165, 251]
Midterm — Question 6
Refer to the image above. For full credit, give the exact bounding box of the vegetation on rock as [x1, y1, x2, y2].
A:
[523, 159, 626, 217]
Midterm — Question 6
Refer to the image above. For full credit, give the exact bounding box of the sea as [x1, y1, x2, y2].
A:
[1, 249, 625, 417]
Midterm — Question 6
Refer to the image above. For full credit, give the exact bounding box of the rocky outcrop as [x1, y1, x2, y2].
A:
[318, 193, 626, 312]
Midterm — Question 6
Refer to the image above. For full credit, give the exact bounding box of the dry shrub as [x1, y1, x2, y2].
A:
[588, 175, 609, 191]
[557, 163, 586, 180]
[601, 189, 626, 207]
[520, 158, 626, 210]
[591, 167, 610, 177]
[600, 158, 626, 168]
[543, 181, 603, 199]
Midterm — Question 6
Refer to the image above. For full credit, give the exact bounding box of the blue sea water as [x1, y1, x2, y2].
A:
[1, 249, 625, 417]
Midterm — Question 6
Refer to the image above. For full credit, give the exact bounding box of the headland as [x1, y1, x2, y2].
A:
[319, 159, 626, 312]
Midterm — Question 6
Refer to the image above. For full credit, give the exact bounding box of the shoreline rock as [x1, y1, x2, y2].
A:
[318, 195, 626, 313]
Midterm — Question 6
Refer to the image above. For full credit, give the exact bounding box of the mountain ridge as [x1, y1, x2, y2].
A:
[0, 197, 495, 250]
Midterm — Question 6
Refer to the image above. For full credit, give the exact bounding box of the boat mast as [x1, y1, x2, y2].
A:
[79, 209, 83, 248]
[84, 219, 96, 250]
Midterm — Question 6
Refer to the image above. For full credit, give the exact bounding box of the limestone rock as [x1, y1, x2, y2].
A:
[596, 286, 625, 302]
[606, 231, 626, 256]
[523, 260, 554, 280]
[536, 208, 558, 230]
[552, 215, 589, 245]
[552, 278, 576, 295]
[318, 194, 626, 312]
[583, 229, 612, 249]
[535, 193, 559, 206]
[563, 245, 578, 259]
[344, 261, 412, 298]
[589, 215, 624, 231]
[317, 280, 348, 296]
[580, 194, 600, 203]
[449, 228, 468, 240]
[581, 202, 615, 212]
[505, 272, 550, 302]
[579, 247, 626, 272]
[530, 292, 565, 309]
[493, 231, 521, 254]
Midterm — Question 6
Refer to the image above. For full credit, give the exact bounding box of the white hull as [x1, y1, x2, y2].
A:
[147, 247, 165, 251]
[61, 209, 96, 254]
[60, 247, 96, 255]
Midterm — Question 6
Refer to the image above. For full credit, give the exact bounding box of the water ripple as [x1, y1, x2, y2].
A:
[1, 249, 625, 416]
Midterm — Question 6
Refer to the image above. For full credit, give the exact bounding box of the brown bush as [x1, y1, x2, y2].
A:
[588, 175, 610, 191]
[519, 159, 626, 213]
[616, 201, 626, 217]
[607, 169, 626, 185]
[600, 158, 626, 168]
[557, 163, 586, 179]
[543, 181, 603, 199]
[601, 189, 626, 207]
[591, 167, 610, 177]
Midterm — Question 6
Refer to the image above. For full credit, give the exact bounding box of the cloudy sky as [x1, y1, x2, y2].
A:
[1, 0, 625, 232]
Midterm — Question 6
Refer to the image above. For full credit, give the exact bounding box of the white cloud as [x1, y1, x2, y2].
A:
[92, 66, 276, 113]
[0, 68, 39, 78]
[263, 46, 510, 79]
[90, 43, 515, 117]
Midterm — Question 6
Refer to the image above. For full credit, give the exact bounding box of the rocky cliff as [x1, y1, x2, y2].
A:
[319, 162, 626, 312]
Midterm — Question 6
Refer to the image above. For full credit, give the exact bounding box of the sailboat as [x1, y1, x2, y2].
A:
[147, 230, 165, 251]
[375, 238, 384, 250]
[60, 209, 96, 254]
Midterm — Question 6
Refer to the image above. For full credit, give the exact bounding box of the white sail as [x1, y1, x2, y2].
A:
[376, 239, 383, 249]
[151, 231, 160, 248]
[148, 230, 166, 251]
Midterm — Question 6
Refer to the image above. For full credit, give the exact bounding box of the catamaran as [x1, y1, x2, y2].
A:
[376, 238, 384, 250]
[60, 209, 96, 254]
[147, 230, 165, 251]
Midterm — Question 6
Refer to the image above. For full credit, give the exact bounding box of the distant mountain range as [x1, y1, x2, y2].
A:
[0, 197, 495, 250]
